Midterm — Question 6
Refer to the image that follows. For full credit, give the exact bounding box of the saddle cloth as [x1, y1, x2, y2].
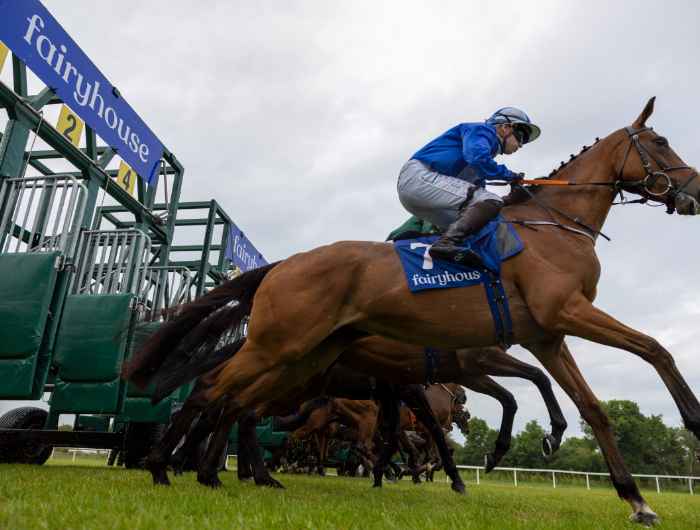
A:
[392, 216, 523, 293]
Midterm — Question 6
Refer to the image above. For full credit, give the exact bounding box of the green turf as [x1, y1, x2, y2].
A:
[1, 464, 698, 529]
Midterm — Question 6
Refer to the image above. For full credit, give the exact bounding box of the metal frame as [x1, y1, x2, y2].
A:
[96, 200, 238, 296]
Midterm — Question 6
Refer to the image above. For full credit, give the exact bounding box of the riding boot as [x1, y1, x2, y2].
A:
[429, 200, 502, 268]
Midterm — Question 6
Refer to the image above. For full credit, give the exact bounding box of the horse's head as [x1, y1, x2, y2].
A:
[615, 97, 700, 215]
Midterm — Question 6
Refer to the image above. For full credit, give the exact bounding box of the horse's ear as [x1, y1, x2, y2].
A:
[632, 97, 656, 129]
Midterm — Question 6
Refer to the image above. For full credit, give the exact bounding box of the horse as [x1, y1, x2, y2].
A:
[138, 337, 565, 493]
[127, 98, 699, 524]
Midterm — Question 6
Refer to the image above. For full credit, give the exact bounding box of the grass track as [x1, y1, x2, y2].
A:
[1, 463, 699, 529]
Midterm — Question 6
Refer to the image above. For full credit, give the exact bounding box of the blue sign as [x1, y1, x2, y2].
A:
[0, 0, 164, 184]
[225, 222, 267, 272]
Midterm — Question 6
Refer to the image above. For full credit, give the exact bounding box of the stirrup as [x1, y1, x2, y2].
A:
[430, 243, 483, 269]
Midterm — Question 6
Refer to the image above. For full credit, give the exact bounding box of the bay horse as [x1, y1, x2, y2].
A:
[138, 337, 565, 493]
[128, 98, 699, 524]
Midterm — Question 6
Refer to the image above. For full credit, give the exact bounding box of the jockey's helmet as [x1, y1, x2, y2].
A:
[487, 107, 541, 145]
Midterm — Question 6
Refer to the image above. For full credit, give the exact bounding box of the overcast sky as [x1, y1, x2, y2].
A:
[2, 1, 699, 444]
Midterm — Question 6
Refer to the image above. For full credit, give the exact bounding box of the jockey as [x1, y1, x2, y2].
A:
[397, 107, 540, 268]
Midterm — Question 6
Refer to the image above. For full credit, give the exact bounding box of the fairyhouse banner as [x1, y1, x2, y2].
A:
[0, 0, 164, 185]
[225, 222, 267, 272]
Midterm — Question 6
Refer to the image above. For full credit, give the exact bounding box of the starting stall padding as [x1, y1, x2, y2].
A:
[49, 293, 135, 415]
[48, 229, 149, 419]
[0, 175, 87, 399]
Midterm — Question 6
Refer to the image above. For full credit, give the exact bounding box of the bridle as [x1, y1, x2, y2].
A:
[511, 127, 698, 241]
[613, 126, 698, 214]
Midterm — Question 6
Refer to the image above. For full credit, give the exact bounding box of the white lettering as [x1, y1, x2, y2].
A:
[89, 80, 104, 117]
[116, 118, 131, 143]
[73, 74, 91, 106]
[20, 12, 156, 174]
[104, 107, 118, 129]
[53, 44, 67, 75]
[129, 132, 140, 153]
[36, 34, 56, 63]
[23, 14, 44, 45]
[410, 242, 434, 270]
[61, 61, 77, 83]
[139, 142, 149, 163]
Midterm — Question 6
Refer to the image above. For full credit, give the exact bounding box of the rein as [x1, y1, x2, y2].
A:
[438, 383, 458, 403]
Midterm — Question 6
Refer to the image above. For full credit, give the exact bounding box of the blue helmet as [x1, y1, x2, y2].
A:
[487, 107, 541, 144]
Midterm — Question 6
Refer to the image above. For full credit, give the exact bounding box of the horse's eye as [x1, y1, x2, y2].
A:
[653, 137, 668, 147]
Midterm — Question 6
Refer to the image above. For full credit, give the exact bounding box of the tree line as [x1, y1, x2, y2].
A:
[453, 400, 699, 476]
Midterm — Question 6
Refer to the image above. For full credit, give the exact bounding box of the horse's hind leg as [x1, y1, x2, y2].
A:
[525, 339, 658, 525]
[145, 393, 205, 485]
[457, 375, 516, 473]
[401, 385, 466, 494]
[198, 331, 363, 486]
[458, 348, 568, 454]
[197, 403, 238, 488]
[237, 409, 285, 488]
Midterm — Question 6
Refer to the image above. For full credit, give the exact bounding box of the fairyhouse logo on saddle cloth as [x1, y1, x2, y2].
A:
[394, 236, 485, 292]
[393, 219, 524, 293]
[0, 0, 164, 184]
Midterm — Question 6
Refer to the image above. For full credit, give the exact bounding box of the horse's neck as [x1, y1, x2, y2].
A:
[508, 131, 627, 236]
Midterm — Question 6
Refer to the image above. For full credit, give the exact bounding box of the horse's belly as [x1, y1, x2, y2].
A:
[357, 280, 542, 349]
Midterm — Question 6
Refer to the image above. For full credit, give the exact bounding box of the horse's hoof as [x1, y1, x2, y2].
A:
[629, 509, 659, 527]
[451, 482, 467, 495]
[152, 473, 171, 486]
[542, 435, 555, 456]
[198, 474, 223, 489]
[146, 462, 171, 486]
[255, 476, 285, 489]
[267, 478, 285, 489]
[372, 482, 382, 489]
[484, 453, 496, 473]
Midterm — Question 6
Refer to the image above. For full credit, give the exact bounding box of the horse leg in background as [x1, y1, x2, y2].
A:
[237, 409, 285, 488]
[458, 375, 517, 473]
[459, 348, 568, 455]
[556, 294, 700, 444]
[197, 402, 239, 488]
[398, 430, 422, 484]
[526, 339, 658, 525]
[145, 392, 207, 486]
[316, 430, 330, 476]
[371, 385, 401, 489]
[401, 385, 466, 494]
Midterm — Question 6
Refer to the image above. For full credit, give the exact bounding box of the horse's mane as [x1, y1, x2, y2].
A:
[502, 136, 603, 207]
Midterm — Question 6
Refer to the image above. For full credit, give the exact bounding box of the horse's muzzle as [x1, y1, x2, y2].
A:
[675, 192, 700, 215]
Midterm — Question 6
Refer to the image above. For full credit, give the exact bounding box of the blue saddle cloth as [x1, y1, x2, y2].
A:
[393, 216, 523, 293]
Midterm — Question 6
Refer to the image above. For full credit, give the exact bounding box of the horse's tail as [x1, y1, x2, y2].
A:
[272, 397, 331, 432]
[122, 262, 279, 389]
[150, 337, 246, 404]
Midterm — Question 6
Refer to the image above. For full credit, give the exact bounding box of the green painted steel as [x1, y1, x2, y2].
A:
[50, 294, 135, 415]
[0, 252, 60, 399]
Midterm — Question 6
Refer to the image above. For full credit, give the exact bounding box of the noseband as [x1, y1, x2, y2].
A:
[615, 126, 698, 213]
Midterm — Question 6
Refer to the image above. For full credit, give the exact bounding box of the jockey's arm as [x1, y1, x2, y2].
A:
[461, 126, 519, 181]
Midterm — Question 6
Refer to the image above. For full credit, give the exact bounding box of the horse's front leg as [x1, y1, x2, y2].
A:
[457, 348, 568, 454]
[553, 292, 700, 442]
[401, 385, 466, 494]
[372, 387, 401, 489]
[525, 339, 658, 525]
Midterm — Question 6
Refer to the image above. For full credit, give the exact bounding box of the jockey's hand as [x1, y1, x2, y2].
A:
[511, 172, 526, 184]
